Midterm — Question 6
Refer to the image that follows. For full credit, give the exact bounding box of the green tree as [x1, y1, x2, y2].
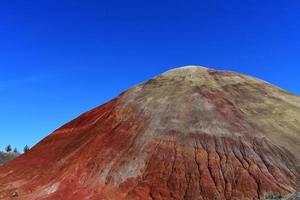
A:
[23, 145, 30, 153]
[13, 148, 19, 154]
[5, 145, 12, 152]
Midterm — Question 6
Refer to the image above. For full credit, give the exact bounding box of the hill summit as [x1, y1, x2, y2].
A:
[0, 66, 299, 199]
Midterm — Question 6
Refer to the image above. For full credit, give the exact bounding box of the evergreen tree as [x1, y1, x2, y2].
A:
[23, 145, 30, 153]
[5, 145, 12, 152]
[13, 148, 19, 154]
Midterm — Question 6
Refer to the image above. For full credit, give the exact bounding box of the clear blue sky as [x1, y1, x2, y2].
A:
[0, 0, 299, 151]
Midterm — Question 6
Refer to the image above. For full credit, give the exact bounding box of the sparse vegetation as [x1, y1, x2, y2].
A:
[263, 192, 300, 200]
[263, 193, 284, 199]
[0, 152, 19, 165]
[0, 145, 22, 165]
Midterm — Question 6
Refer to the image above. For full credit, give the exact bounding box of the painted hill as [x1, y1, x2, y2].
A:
[0, 66, 299, 200]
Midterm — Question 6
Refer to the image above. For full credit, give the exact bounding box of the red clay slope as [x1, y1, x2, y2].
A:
[0, 66, 299, 200]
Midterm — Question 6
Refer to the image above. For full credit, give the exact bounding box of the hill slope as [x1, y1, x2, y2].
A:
[0, 66, 299, 200]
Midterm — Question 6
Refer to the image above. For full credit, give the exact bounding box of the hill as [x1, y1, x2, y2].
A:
[0, 66, 299, 199]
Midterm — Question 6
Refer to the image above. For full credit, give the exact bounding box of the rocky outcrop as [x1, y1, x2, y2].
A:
[0, 66, 299, 199]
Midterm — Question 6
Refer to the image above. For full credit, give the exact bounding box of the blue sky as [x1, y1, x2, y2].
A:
[0, 0, 299, 151]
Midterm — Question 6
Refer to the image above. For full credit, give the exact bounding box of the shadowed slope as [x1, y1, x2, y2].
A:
[0, 66, 299, 200]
